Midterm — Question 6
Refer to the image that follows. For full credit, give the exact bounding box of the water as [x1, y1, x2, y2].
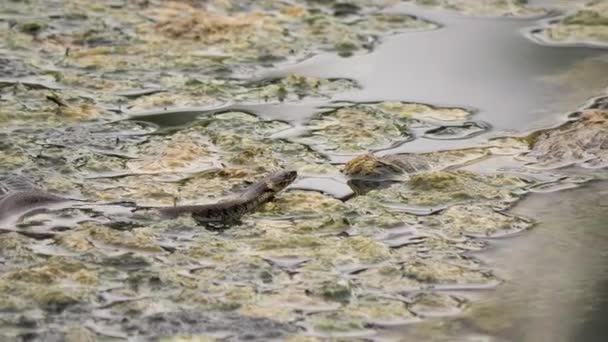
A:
[381, 180, 608, 341]
[136, 2, 608, 154]
[260, 3, 608, 138]
[285, 2, 608, 340]
[3, 1, 608, 340]
[476, 180, 608, 342]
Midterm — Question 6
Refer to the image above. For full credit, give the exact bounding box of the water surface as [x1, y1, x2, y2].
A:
[259, 3, 608, 137]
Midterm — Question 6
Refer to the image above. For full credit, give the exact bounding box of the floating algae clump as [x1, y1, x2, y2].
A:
[402, 259, 495, 285]
[422, 204, 533, 238]
[338, 236, 392, 263]
[151, 2, 264, 44]
[4, 257, 98, 286]
[75, 223, 165, 253]
[309, 297, 413, 331]
[300, 102, 472, 153]
[311, 278, 353, 303]
[520, 109, 608, 169]
[239, 290, 337, 323]
[0, 87, 101, 127]
[0, 149, 29, 171]
[301, 104, 413, 152]
[409, 292, 465, 317]
[2, 0, 597, 339]
[357, 170, 526, 207]
[1, 0, 435, 77]
[127, 130, 216, 174]
[233, 74, 359, 103]
[408, 171, 525, 204]
[253, 190, 347, 233]
[414, 0, 543, 17]
[0, 263, 95, 313]
[343, 148, 488, 177]
[160, 337, 217, 342]
[539, 2, 608, 45]
[126, 75, 357, 109]
[343, 153, 431, 178]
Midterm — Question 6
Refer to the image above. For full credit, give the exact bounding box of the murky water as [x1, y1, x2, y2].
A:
[478, 180, 608, 342]
[280, 1, 608, 340]
[1, 1, 607, 341]
[259, 3, 608, 134]
[379, 180, 608, 341]
[140, 2, 608, 152]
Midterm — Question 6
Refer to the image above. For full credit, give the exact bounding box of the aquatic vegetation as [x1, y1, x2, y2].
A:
[343, 148, 488, 177]
[308, 296, 414, 331]
[0, 0, 437, 80]
[537, 1, 608, 46]
[343, 153, 431, 177]
[0, 0, 605, 339]
[298, 102, 473, 153]
[409, 292, 465, 317]
[353, 170, 526, 208]
[520, 109, 608, 169]
[413, 0, 544, 17]
[423, 121, 491, 140]
[127, 130, 216, 174]
[126, 74, 359, 110]
[422, 204, 533, 238]
[0, 86, 103, 127]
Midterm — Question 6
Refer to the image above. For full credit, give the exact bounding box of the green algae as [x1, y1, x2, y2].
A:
[64, 327, 96, 342]
[539, 2, 608, 45]
[520, 109, 608, 169]
[343, 148, 489, 177]
[402, 259, 494, 285]
[355, 170, 526, 208]
[0, 150, 29, 171]
[252, 190, 348, 233]
[309, 296, 413, 332]
[414, 0, 544, 17]
[160, 337, 218, 342]
[127, 130, 216, 175]
[0, 0, 604, 340]
[409, 292, 465, 317]
[423, 204, 533, 238]
[126, 74, 358, 110]
[0, 0, 436, 82]
[298, 102, 473, 153]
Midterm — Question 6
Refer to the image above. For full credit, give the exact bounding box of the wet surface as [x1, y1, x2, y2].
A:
[380, 180, 608, 342]
[1, 0, 607, 341]
[264, 3, 608, 135]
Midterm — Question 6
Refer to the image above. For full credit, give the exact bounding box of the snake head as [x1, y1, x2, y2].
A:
[264, 170, 297, 192]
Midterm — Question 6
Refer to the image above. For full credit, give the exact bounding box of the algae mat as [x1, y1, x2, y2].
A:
[0, 0, 607, 341]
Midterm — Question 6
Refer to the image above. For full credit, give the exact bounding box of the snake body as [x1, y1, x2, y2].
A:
[0, 174, 70, 222]
[155, 170, 297, 222]
[0, 170, 297, 224]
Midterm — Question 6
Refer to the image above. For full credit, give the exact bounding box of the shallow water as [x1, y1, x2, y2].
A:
[141, 2, 608, 153]
[380, 180, 608, 341]
[259, 3, 608, 135]
[1, 1, 608, 341]
[297, 1, 608, 340]
[480, 180, 608, 341]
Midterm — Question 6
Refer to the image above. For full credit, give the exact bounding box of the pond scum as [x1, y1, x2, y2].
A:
[0, 0, 607, 341]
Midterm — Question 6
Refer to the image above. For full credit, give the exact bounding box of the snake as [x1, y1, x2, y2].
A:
[0, 170, 297, 225]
